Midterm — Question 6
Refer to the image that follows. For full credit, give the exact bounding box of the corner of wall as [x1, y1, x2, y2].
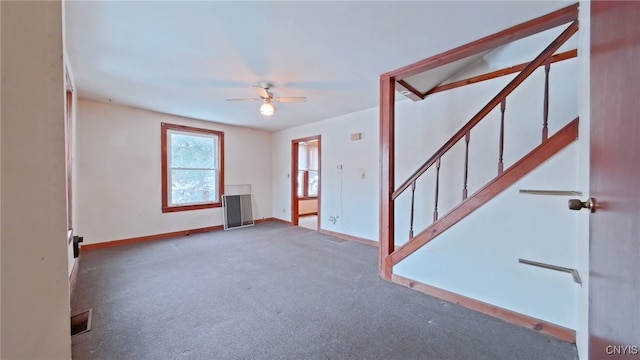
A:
[76, 100, 274, 244]
[0, 1, 3, 354]
[63, 26, 78, 279]
[575, 2, 591, 359]
[1, 1, 72, 358]
[271, 108, 380, 242]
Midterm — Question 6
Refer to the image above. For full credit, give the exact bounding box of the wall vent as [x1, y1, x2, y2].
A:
[71, 309, 92, 336]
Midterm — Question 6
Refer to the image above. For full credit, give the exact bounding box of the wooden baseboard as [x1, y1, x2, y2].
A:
[81, 225, 224, 250]
[391, 274, 576, 343]
[318, 228, 378, 248]
[81, 218, 294, 251]
[263, 217, 292, 225]
[69, 258, 79, 297]
[255, 217, 289, 225]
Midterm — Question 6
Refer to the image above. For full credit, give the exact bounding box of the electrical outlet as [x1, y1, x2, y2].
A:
[282, 208, 286, 213]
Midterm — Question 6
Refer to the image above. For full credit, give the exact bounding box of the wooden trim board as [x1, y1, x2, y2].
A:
[379, 75, 396, 280]
[81, 225, 224, 250]
[264, 217, 293, 226]
[391, 274, 576, 343]
[81, 218, 378, 252]
[319, 228, 378, 248]
[425, 49, 578, 96]
[383, 3, 578, 80]
[81, 218, 289, 250]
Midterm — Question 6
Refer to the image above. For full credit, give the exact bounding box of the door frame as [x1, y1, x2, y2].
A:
[291, 135, 321, 226]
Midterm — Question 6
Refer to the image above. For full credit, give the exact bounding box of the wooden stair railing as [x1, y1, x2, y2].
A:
[389, 118, 578, 266]
[385, 20, 579, 271]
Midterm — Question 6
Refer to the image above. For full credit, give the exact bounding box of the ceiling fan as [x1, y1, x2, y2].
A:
[226, 82, 307, 116]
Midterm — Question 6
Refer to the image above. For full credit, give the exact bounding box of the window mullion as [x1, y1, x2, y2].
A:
[304, 170, 309, 197]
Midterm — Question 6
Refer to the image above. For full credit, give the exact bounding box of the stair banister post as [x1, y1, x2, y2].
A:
[379, 75, 395, 280]
[433, 157, 441, 222]
[463, 132, 470, 200]
[499, 98, 506, 174]
[542, 59, 551, 142]
[409, 181, 416, 239]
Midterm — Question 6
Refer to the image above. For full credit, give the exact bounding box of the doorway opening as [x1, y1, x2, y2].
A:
[291, 135, 321, 230]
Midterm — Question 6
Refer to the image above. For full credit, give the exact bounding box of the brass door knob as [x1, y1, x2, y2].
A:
[568, 198, 596, 213]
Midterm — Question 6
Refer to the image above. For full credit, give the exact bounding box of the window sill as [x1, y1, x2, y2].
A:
[298, 196, 318, 201]
[162, 202, 222, 213]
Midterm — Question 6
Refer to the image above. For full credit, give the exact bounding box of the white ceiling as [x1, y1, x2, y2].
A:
[64, 1, 573, 132]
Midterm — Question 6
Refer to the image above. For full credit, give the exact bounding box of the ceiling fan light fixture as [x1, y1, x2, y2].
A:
[260, 101, 276, 116]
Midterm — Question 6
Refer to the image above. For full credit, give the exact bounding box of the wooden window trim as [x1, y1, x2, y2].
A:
[65, 89, 73, 232]
[161, 123, 225, 213]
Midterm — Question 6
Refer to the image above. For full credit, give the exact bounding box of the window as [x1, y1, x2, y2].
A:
[297, 170, 319, 198]
[297, 140, 318, 198]
[161, 123, 224, 212]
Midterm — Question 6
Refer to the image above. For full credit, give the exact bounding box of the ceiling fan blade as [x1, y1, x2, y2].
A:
[252, 84, 270, 99]
[226, 98, 260, 102]
[276, 97, 307, 103]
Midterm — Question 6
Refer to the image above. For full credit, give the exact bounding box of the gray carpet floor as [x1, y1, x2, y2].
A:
[71, 222, 577, 360]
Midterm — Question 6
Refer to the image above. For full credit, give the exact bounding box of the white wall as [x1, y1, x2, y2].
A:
[77, 100, 272, 244]
[272, 107, 380, 241]
[63, 0, 79, 277]
[66, 79, 79, 277]
[0, 2, 3, 354]
[1, 1, 72, 358]
[575, 2, 591, 358]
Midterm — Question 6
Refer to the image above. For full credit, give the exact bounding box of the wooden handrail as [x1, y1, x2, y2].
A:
[389, 118, 579, 266]
[391, 20, 578, 200]
[397, 80, 425, 101]
[424, 49, 577, 97]
[384, 3, 578, 80]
